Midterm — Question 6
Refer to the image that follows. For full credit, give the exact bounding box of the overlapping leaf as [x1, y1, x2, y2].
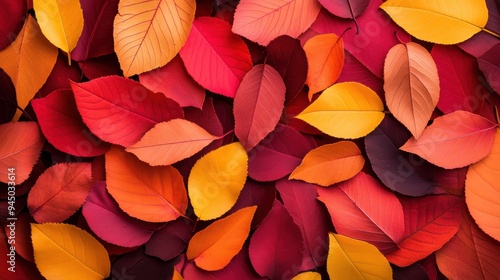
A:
[318, 0, 369, 19]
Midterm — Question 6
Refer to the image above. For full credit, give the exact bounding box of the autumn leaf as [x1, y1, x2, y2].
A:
[297, 82, 385, 139]
[292, 271, 321, 280]
[380, 0, 489, 44]
[31, 223, 110, 280]
[318, 0, 369, 19]
[113, 0, 196, 76]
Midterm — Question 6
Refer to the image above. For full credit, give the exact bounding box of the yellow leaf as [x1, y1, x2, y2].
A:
[172, 268, 183, 280]
[292, 271, 322, 280]
[296, 82, 385, 139]
[290, 141, 365, 187]
[327, 233, 392, 280]
[187, 206, 256, 271]
[114, 0, 196, 76]
[188, 142, 248, 220]
[33, 0, 84, 62]
[31, 223, 110, 280]
[380, 0, 488, 44]
[0, 16, 58, 120]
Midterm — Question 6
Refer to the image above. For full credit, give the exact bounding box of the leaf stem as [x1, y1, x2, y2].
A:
[482, 28, 500, 39]
[346, 0, 360, 34]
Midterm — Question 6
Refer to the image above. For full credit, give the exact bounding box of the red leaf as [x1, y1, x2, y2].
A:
[36, 53, 82, 98]
[266, 35, 308, 102]
[249, 201, 304, 280]
[387, 195, 464, 267]
[276, 179, 329, 270]
[179, 16, 252, 98]
[337, 51, 384, 99]
[139, 55, 205, 109]
[71, 76, 184, 147]
[317, 172, 405, 254]
[478, 43, 500, 95]
[145, 218, 193, 261]
[319, 0, 370, 19]
[0, 1, 26, 51]
[27, 162, 92, 223]
[82, 181, 158, 247]
[78, 54, 123, 79]
[234, 64, 286, 150]
[248, 124, 316, 182]
[32, 89, 110, 157]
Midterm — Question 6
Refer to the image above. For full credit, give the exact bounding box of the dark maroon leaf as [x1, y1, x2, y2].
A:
[0, 68, 17, 124]
[111, 247, 176, 280]
[79, 53, 123, 79]
[145, 218, 193, 261]
[37, 53, 82, 98]
[392, 263, 430, 280]
[0, 1, 26, 51]
[478, 43, 500, 94]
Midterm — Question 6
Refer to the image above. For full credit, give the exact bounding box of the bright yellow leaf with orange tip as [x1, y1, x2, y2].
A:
[31, 223, 110, 280]
[188, 142, 248, 220]
[187, 206, 256, 271]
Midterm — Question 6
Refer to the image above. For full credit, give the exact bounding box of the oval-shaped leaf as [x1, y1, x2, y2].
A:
[71, 76, 184, 147]
[290, 141, 365, 187]
[249, 201, 304, 280]
[327, 233, 392, 280]
[113, 0, 196, 76]
[466, 129, 500, 241]
[304, 33, 344, 98]
[188, 142, 248, 220]
[317, 172, 405, 254]
[105, 146, 188, 222]
[400, 111, 498, 169]
[28, 163, 92, 223]
[0, 16, 58, 119]
[384, 42, 439, 139]
[318, 0, 369, 19]
[232, 0, 322, 45]
[31, 223, 110, 279]
[0, 122, 44, 185]
[234, 64, 286, 151]
[145, 218, 193, 261]
[292, 271, 321, 280]
[297, 82, 385, 139]
[187, 206, 256, 271]
[33, 0, 84, 60]
[127, 119, 219, 166]
[380, 0, 488, 44]
[179, 16, 252, 98]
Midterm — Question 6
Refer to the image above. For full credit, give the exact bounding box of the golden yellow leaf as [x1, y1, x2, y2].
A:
[114, 0, 196, 76]
[31, 223, 110, 280]
[290, 141, 365, 187]
[380, 0, 489, 44]
[188, 142, 248, 220]
[292, 271, 322, 280]
[0, 16, 58, 120]
[296, 82, 385, 139]
[327, 233, 392, 280]
[187, 206, 256, 271]
[33, 0, 84, 62]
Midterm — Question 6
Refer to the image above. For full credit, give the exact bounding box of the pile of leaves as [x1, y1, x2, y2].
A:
[1, 0, 500, 279]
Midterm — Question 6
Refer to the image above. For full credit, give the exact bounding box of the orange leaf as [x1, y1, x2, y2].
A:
[28, 163, 92, 223]
[126, 119, 220, 166]
[187, 206, 256, 271]
[105, 146, 188, 222]
[466, 129, 500, 241]
[384, 42, 439, 139]
[290, 141, 364, 187]
[113, 0, 196, 76]
[0, 16, 58, 120]
[304, 33, 344, 99]
[172, 268, 183, 280]
[0, 122, 44, 185]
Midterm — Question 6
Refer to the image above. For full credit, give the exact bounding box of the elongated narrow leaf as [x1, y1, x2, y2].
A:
[384, 42, 439, 139]
[28, 163, 92, 223]
[297, 82, 385, 139]
[179, 17, 252, 98]
[466, 129, 500, 241]
[401, 111, 498, 169]
[290, 141, 365, 187]
[232, 0, 321, 45]
[317, 172, 405, 254]
[33, 0, 84, 60]
[234, 64, 286, 151]
[187, 206, 256, 271]
[188, 142, 248, 220]
[304, 33, 344, 98]
[0, 122, 44, 184]
[71, 76, 184, 147]
[127, 119, 219, 166]
[31, 223, 110, 279]
[105, 146, 188, 222]
[380, 0, 488, 44]
[327, 233, 392, 280]
[113, 0, 196, 76]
